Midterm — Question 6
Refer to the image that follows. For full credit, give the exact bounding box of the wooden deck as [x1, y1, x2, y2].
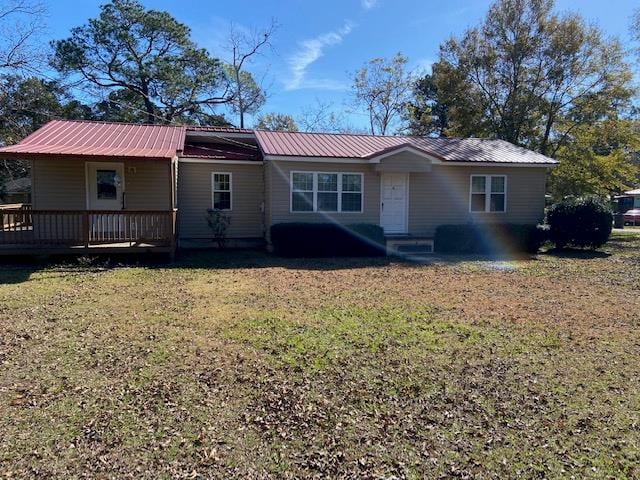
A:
[0, 207, 176, 256]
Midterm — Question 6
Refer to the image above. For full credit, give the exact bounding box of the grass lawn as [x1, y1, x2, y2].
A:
[1, 230, 639, 479]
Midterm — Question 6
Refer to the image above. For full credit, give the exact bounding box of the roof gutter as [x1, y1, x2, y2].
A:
[263, 154, 557, 167]
[0, 151, 175, 162]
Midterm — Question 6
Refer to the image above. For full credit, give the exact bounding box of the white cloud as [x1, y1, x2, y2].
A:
[284, 22, 354, 91]
[361, 0, 377, 9]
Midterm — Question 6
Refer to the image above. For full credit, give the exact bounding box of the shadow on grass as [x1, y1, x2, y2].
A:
[0, 254, 132, 284]
[0, 250, 395, 284]
[5, 230, 639, 283]
[608, 234, 640, 247]
[175, 249, 395, 271]
[541, 248, 611, 259]
[0, 248, 540, 285]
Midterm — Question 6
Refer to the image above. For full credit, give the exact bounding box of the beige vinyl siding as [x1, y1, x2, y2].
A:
[374, 151, 433, 172]
[266, 161, 547, 237]
[31, 156, 548, 243]
[124, 160, 172, 210]
[267, 160, 380, 227]
[32, 158, 85, 209]
[408, 165, 547, 236]
[32, 157, 171, 210]
[264, 161, 273, 238]
[177, 161, 264, 239]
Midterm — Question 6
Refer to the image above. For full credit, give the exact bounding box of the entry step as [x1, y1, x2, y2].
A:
[386, 238, 434, 255]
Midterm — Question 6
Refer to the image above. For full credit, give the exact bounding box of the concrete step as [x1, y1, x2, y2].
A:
[386, 238, 434, 255]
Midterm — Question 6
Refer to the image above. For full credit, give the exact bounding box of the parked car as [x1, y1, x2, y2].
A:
[623, 209, 640, 226]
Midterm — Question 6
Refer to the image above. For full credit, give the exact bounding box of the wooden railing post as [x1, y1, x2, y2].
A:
[83, 211, 90, 249]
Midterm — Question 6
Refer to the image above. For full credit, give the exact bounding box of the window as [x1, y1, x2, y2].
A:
[292, 172, 314, 212]
[341, 174, 362, 212]
[470, 175, 506, 212]
[97, 170, 118, 200]
[290, 172, 363, 213]
[212, 173, 232, 210]
[317, 173, 338, 212]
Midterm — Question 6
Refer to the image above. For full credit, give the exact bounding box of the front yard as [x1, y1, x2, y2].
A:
[1, 230, 639, 478]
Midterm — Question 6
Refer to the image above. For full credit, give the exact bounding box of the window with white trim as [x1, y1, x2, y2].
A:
[291, 172, 314, 212]
[291, 172, 363, 213]
[212, 172, 232, 210]
[470, 175, 506, 212]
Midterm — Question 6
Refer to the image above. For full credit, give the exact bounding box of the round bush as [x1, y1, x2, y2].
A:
[547, 196, 612, 249]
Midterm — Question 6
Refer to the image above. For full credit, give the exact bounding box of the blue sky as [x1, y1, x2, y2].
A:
[47, 0, 638, 129]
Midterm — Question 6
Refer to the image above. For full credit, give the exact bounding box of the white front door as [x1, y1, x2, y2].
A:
[86, 162, 124, 210]
[380, 173, 408, 234]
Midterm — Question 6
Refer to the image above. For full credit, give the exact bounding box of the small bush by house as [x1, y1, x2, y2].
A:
[547, 196, 612, 249]
[434, 223, 546, 254]
[270, 223, 385, 257]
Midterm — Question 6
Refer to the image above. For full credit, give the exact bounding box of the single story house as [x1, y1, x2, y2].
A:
[0, 119, 557, 255]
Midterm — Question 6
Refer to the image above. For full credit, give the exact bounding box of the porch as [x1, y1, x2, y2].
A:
[0, 207, 176, 255]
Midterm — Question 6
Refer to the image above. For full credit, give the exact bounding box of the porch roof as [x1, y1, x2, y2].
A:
[0, 120, 185, 160]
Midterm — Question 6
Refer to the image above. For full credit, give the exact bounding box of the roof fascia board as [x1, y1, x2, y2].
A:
[264, 154, 556, 167]
[264, 155, 370, 164]
[179, 157, 263, 165]
[442, 161, 557, 167]
[0, 152, 173, 161]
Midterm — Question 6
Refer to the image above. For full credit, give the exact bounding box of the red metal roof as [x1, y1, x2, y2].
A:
[0, 120, 558, 165]
[254, 130, 557, 164]
[0, 120, 186, 159]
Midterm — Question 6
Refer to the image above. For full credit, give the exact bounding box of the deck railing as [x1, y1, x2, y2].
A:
[0, 208, 176, 250]
[0, 204, 32, 230]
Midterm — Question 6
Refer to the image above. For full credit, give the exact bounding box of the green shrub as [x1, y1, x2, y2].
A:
[434, 223, 546, 254]
[547, 197, 612, 249]
[270, 223, 385, 257]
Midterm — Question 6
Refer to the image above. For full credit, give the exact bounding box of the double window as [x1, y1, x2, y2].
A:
[291, 172, 363, 213]
[212, 172, 232, 210]
[470, 175, 506, 213]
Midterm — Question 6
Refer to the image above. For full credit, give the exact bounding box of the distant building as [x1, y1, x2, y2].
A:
[1, 177, 31, 204]
[625, 189, 640, 209]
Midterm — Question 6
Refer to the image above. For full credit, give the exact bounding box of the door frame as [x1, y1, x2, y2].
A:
[85, 161, 125, 210]
[379, 172, 409, 234]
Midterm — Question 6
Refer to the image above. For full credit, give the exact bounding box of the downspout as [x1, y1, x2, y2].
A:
[172, 155, 179, 250]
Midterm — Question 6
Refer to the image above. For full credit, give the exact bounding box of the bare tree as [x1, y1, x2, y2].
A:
[225, 19, 277, 128]
[297, 98, 369, 134]
[298, 99, 345, 133]
[352, 52, 413, 135]
[0, 0, 45, 72]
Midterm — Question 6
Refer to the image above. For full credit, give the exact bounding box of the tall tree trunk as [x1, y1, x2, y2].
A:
[234, 68, 245, 128]
[540, 110, 555, 156]
[140, 84, 156, 124]
[369, 107, 375, 135]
